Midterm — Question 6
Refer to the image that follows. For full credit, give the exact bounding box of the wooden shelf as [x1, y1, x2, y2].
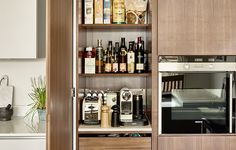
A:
[79, 73, 151, 77]
[79, 24, 151, 30]
[78, 124, 152, 134]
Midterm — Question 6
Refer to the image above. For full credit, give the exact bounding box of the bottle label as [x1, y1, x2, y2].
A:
[120, 48, 127, 56]
[128, 63, 135, 73]
[112, 63, 119, 72]
[120, 63, 126, 72]
[127, 52, 135, 73]
[85, 58, 96, 74]
[127, 52, 135, 63]
[105, 63, 112, 72]
[136, 63, 144, 70]
[113, 0, 125, 24]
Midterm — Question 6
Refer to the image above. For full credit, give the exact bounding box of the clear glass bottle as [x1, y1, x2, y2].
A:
[127, 41, 135, 73]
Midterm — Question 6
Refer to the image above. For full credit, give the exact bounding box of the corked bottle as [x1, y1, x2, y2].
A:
[101, 104, 109, 128]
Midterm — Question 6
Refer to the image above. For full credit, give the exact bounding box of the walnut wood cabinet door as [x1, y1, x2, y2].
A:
[158, 136, 201, 150]
[158, 0, 236, 55]
[46, 0, 73, 150]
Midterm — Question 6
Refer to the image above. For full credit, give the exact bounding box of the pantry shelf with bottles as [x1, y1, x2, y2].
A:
[79, 24, 151, 29]
[76, 0, 157, 149]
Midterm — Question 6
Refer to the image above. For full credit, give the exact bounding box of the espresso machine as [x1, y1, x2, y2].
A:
[120, 88, 133, 122]
[82, 91, 102, 125]
[119, 88, 149, 126]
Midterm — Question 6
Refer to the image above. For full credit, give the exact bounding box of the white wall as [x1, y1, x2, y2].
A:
[0, 59, 46, 116]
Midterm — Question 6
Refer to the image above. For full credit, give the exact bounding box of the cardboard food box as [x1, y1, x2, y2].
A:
[125, 0, 148, 24]
[94, 0, 104, 24]
[103, 0, 112, 24]
[84, 0, 94, 24]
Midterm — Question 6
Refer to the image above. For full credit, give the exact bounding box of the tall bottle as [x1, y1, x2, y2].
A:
[119, 38, 127, 73]
[127, 41, 135, 73]
[105, 41, 112, 73]
[135, 37, 144, 73]
[112, 0, 125, 24]
[112, 42, 119, 73]
[96, 40, 104, 73]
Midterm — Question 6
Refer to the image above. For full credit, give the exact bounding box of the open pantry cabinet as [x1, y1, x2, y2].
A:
[75, 0, 158, 150]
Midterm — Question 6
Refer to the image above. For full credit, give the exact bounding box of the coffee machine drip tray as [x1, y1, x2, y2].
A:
[120, 114, 149, 126]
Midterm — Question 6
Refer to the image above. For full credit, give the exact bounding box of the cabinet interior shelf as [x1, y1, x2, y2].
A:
[79, 24, 151, 29]
[78, 124, 152, 134]
[79, 73, 151, 77]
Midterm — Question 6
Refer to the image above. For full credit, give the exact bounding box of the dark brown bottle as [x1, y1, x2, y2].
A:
[112, 42, 119, 73]
[119, 38, 127, 73]
[105, 41, 112, 73]
[135, 37, 144, 73]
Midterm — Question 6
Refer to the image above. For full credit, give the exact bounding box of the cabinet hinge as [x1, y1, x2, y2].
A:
[71, 88, 76, 98]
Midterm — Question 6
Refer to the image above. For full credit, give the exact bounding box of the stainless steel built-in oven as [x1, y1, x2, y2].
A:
[158, 56, 236, 134]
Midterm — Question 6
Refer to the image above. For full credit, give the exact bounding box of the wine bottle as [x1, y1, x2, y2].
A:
[105, 41, 112, 73]
[119, 38, 127, 73]
[135, 37, 144, 73]
[112, 42, 119, 73]
[127, 41, 135, 73]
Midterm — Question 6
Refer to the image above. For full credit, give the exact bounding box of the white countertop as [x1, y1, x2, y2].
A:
[0, 117, 45, 138]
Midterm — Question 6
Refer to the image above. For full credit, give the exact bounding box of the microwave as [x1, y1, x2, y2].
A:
[158, 56, 236, 134]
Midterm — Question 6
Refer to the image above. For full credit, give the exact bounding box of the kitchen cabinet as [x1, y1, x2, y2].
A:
[158, 135, 236, 150]
[0, 137, 45, 150]
[47, 0, 157, 150]
[0, 0, 45, 59]
[158, 0, 236, 55]
[75, 0, 157, 149]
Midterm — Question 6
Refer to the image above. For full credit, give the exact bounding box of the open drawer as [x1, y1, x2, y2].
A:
[79, 137, 151, 150]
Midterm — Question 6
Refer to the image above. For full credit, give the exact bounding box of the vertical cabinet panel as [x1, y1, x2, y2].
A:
[46, 0, 73, 149]
[158, 0, 236, 55]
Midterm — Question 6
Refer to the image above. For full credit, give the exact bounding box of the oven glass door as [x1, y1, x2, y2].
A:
[161, 72, 233, 134]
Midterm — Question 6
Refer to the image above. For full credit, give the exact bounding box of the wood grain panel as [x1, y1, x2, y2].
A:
[201, 136, 229, 150]
[158, 0, 236, 55]
[158, 135, 236, 150]
[151, 0, 158, 149]
[229, 136, 236, 150]
[158, 136, 201, 150]
[46, 0, 73, 150]
[79, 137, 151, 150]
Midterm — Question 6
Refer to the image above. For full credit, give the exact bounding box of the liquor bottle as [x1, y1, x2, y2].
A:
[96, 40, 104, 73]
[112, 0, 125, 24]
[103, 48, 108, 72]
[119, 38, 127, 73]
[84, 47, 96, 74]
[135, 37, 144, 73]
[127, 41, 135, 73]
[112, 42, 119, 73]
[105, 41, 112, 73]
[143, 40, 148, 72]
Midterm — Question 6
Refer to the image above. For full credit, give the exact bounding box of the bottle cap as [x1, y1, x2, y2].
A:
[86, 47, 93, 51]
